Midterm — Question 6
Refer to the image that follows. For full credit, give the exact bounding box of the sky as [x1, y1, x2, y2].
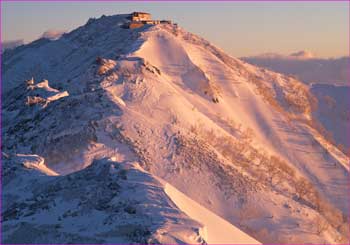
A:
[1, 1, 349, 58]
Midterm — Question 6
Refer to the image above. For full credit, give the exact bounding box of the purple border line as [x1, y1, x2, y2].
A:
[0, 0, 349, 245]
[0, 0, 337, 1]
[348, 1, 350, 243]
[1, 0, 3, 243]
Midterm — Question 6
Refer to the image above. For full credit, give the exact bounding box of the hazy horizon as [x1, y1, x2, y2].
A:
[1, 1, 349, 58]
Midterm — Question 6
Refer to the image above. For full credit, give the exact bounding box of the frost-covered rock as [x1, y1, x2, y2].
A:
[25, 79, 69, 107]
[2, 157, 207, 244]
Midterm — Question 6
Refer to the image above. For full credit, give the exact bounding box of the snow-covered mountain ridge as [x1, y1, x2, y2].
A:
[2, 13, 349, 244]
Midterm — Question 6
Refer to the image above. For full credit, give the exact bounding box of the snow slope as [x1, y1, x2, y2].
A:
[164, 183, 261, 244]
[310, 84, 350, 149]
[2, 13, 349, 244]
[2, 152, 260, 244]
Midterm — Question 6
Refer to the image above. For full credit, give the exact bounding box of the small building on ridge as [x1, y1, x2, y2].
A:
[131, 12, 152, 22]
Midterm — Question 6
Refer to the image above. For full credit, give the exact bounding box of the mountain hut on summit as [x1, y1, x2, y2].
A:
[128, 12, 172, 29]
[131, 12, 152, 21]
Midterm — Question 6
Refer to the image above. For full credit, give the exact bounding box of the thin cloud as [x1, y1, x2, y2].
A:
[243, 50, 316, 60]
[40, 29, 66, 40]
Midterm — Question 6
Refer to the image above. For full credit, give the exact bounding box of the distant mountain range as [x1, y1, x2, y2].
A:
[241, 51, 350, 85]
